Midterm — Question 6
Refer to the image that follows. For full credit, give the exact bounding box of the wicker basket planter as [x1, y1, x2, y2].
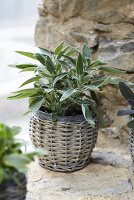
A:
[0, 173, 27, 200]
[129, 130, 134, 163]
[29, 109, 99, 172]
[129, 116, 134, 165]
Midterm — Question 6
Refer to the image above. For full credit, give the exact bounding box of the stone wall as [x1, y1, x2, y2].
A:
[35, 0, 134, 143]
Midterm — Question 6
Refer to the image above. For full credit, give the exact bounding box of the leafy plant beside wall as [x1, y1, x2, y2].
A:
[8, 42, 133, 127]
[8, 42, 134, 172]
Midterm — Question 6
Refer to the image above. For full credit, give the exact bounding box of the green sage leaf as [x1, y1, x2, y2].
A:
[81, 104, 95, 128]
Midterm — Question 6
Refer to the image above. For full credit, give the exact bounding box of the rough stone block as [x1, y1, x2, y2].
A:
[80, 0, 132, 24]
[42, 0, 60, 17]
[94, 23, 112, 33]
[70, 31, 99, 47]
[59, 0, 83, 21]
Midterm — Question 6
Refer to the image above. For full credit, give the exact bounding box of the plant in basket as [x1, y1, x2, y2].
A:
[0, 123, 36, 200]
[8, 42, 133, 172]
[117, 82, 134, 163]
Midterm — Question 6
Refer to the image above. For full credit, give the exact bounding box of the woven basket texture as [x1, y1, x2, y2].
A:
[0, 174, 27, 200]
[29, 110, 99, 172]
[129, 130, 134, 161]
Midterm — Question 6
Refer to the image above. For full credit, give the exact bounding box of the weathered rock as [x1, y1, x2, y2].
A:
[92, 151, 132, 168]
[98, 38, 134, 68]
[101, 127, 120, 139]
[35, 15, 95, 49]
[38, 4, 47, 17]
[80, 0, 132, 24]
[27, 150, 134, 200]
[70, 31, 99, 47]
[120, 41, 134, 53]
[42, 0, 60, 18]
[94, 23, 111, 33]
[119, 4, 134, 24]
[59, 0, 83, 21]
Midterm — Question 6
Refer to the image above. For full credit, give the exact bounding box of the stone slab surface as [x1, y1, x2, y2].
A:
[27, 149, 134, 200]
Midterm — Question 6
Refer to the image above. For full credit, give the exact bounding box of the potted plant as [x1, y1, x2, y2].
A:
[117, 82, 134, 163]
[0, 122, 36, 200]
[8, 42, 133, 172]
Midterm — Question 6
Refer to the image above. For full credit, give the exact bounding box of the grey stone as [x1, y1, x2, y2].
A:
[98, 38, 134, 63]
[101, 127, 120, 139]
[27, 155, 134, 199]
[80, 0, 129, 24]
[92, 151, 132, 168]
[119, 4, 134, 24]
[94, 23, 112, 33]
[98, 45, 119, 62]
[127, 32, 134, 39]
[70, 31, 99, 47]
[59, 0, 83, 21]
[42, 0, 60, 18]
[120, 41, 134, 53]
[109, 52, 134, 71]
[38, 4, 48, 17]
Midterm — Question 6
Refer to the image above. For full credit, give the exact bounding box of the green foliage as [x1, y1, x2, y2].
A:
[8, 43, 133, 127]
[0, 123, 36, 183]
[117, 82, 134, 130]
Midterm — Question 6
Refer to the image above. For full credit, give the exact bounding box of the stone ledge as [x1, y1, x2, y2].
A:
[27, 149, 134, 200]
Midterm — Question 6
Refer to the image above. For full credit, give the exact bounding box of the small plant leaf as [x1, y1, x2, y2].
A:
[93, 105, 105, 128]
[91, 76, 111, 88]
[76, 53, 83, 75]
[57, 60, 70, 69]
[54, 42, 64, 55]
[39, 47, 52, 56]
[43, 88, 53, 93]
[46, 58, 55, 74]
[65, 49, 77, 56]
[128, 99, 134, 107]
[63, 55, 76, 66]
[84, 85, 99, 91]
[117, 109, 134, 116]
[90, 91, 100, 106]
[52, 73, 68, 87]
[9, 64, 38, 69]
[20, 67, 36, 72]
[98, 76, 111, 87]
[7, 93, 24, 100]
[127, 120, 134, 130]
[4, 153, 31, 174]
[100, 67, 126, 74]
[57, 46, 70, 59]
[82, 44, 90, 58]
[51, 112, 58, 122]
[60, 89, 77, 102]
[20, 76, 41, 87]
[35, 53, 45, 65]
[15, 51, 36, 59]
[13, 88, 39, 94]
[8, 92, 37, 100]
[29, 96, 44, 112]
[119, 82, 134, 102]
[89, 60, 107, 69]
[81, 104, 95, 128]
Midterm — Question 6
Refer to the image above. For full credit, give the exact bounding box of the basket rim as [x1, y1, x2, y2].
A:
[32, 109, 97, 123]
